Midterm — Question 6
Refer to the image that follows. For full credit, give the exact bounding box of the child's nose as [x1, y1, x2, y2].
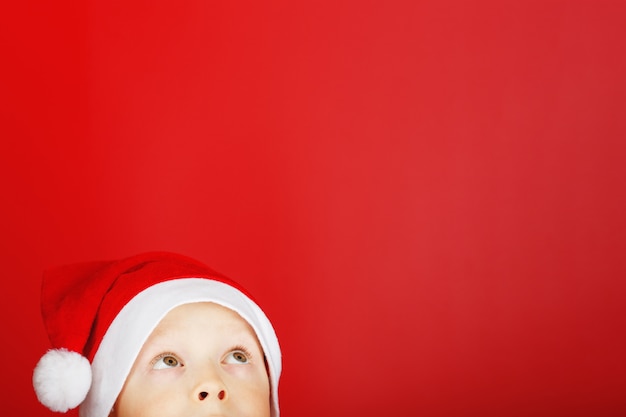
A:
[193, 367, 228, 403]
[197, 389, 227, 401]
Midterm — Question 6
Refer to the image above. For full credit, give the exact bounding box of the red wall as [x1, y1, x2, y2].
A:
[2, 1, 625, 416]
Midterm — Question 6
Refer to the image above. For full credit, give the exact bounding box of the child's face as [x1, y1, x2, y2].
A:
[114, 302, 271, 417]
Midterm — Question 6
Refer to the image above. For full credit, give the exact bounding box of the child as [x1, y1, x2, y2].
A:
[33, 252, 281, 417]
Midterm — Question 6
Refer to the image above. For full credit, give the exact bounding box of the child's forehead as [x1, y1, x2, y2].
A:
[137, 302, 266, 358]
[151, 301, 257, 337]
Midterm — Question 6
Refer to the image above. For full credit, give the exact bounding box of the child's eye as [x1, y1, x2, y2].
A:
[152, 353, 182, 370]
[224, 349, 250, 364]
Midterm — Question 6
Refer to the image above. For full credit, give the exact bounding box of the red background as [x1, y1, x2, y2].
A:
[2, 1, 625, 416]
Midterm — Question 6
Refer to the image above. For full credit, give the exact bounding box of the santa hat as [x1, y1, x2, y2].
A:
[33, 252, 281, 417]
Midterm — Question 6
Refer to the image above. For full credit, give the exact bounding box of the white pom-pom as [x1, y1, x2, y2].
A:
[33, 348, 92, 412]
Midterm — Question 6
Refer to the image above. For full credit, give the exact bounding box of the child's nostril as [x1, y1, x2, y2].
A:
[198, 391, 208, 400]
[218, 390, 225, 400]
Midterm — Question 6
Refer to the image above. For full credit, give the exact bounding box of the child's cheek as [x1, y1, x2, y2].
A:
[147, 367, 186, 383]
[223, 364, 261, 380]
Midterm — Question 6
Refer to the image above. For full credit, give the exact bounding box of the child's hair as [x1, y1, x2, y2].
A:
[33, 251, 281, 417]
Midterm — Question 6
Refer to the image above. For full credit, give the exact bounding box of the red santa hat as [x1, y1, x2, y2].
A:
[33, 252, 281, 417]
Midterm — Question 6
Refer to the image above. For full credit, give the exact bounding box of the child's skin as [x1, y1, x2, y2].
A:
[114, 302, 271, 417]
